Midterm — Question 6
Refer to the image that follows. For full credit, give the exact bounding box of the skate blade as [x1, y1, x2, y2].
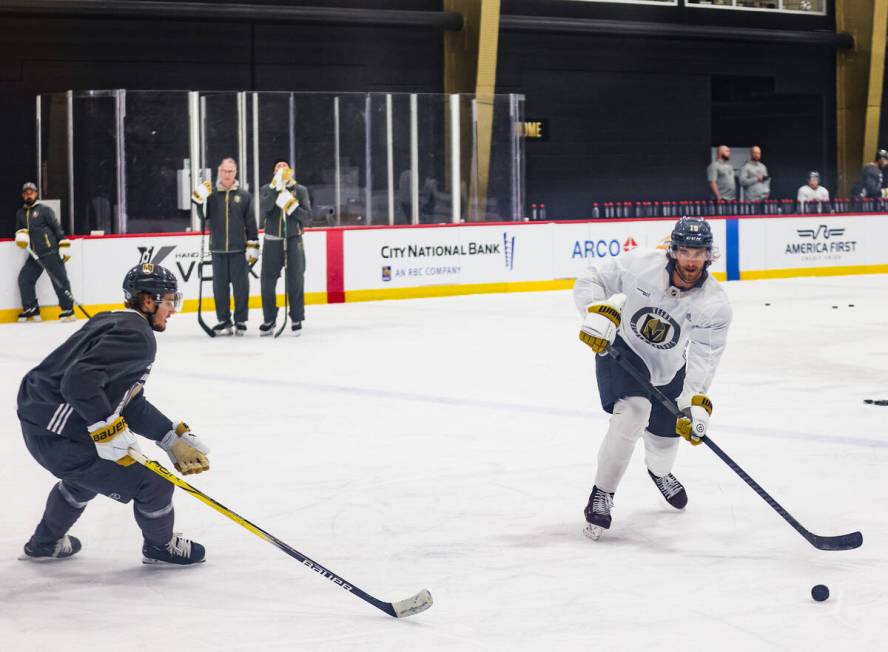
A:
[142, 556, 206, 566]
[18, 553, 75, 562]
[234, 331, 244, 337]
[260, 330, 274, 337]
[60, 316, 75, 322]
[584, 524, 606, 541]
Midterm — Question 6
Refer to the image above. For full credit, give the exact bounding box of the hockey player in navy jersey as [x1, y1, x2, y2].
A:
[574, 217, 733, 540]
[18, 263, 210, 564]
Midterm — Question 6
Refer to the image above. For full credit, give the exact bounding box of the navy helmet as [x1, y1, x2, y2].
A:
[123, 263, 181, 309]
[670, 217, 713, 251]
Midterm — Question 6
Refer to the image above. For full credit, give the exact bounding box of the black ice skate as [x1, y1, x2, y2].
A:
[142, 533, 206, 566]
[291, 321, 302, 336]
[584, 486, 614, 541]
[59, 309, 75, 322]
[19, 535, 81, 561]
[234, 322, 247, 336]
[259, 320, 275, 336]
[212, 321, 233, 336]
[17, 305, 41, 322]
[648, 470, 688, 510]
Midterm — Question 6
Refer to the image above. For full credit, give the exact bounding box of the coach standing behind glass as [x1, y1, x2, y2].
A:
[739, 145, 770, 202]
[192, 157, 258, 336]
[258, 159, 311, 336]
[707, 145, 736, 202]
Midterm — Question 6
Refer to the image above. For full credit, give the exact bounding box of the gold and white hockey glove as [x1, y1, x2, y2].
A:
[15, 229, 29, 249]
[275, 189, 300, 216]
[191, 180, 213, 205]
[58, 238, 71, 263]
[88, 415, 141, 466]
[159, 422, 210, 475]
[676, 394, 712, 446]
[579, 293, 627, 354]
[246, 240, 260, 265]
[271, 166, 294, 191]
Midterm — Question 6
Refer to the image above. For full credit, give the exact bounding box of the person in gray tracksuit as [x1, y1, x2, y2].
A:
[258, 159, 312, 336]
[195, 158, 258, 335]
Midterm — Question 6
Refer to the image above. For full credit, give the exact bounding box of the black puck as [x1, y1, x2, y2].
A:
[811, 584, 829, 602]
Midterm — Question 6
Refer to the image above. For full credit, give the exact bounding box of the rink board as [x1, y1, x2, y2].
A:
[1, 213, 887, 320]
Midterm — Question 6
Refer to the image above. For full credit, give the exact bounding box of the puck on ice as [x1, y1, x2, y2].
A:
[811, 584, 829, 602]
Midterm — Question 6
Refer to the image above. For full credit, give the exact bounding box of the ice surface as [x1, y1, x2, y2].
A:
[1, 275, 886, 651]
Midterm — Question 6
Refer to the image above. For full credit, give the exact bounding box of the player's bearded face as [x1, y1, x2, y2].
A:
[673, 247, 709, 286]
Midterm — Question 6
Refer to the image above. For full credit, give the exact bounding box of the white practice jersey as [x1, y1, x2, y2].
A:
[574, 247, 732, 396]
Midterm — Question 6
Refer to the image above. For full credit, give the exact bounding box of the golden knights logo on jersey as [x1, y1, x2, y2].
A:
[629, 307, 681, 350]
[640, 315, 670, 344]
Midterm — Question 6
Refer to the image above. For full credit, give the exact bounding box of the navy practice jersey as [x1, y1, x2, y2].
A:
[17, 310, 173, 440]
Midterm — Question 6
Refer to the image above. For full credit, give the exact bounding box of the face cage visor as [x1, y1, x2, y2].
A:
[153, 291, 183, 312]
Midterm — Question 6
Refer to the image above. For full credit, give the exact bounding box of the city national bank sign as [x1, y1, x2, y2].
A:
[376, 231, 517, 283]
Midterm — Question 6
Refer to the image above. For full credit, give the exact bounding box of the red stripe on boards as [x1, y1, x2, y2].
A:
[326, 229, 345, 304]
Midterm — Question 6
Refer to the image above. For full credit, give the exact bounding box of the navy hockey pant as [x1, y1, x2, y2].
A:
[595, 336, 686, 438]
[22, 422, 174, 547]
[260, 236, 305, 324]
[211, 252, 250, 323]
[19, 254, 74, 311]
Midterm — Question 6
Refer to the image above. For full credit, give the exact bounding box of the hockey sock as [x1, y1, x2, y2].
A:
[594, 396, 651, 492]
[29, 481, 94, 547]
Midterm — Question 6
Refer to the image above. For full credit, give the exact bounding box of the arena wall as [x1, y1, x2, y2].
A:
[1, 213, 885, 322]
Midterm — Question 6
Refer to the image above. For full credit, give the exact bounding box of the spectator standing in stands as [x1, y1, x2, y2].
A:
[739, 145, 770, 202]
[797, 171, 829, 208]
[855, 149, 888, 198]
[707, 146, 735, 202]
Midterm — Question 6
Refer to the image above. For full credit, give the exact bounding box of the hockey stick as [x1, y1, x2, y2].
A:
[196, 216, 215, 338]
[27, 248, 92, 319]
[274, 231, 289, 338]
[126, 448, 433, 617]
[602, 345, 863, 551]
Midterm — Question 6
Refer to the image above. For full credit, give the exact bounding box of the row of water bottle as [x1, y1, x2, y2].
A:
[527, 198, 888, 220]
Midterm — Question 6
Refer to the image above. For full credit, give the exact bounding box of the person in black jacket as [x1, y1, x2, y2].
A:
[18, 263, 210, 564]
[14, 182, 75, 322]
[193, 158, 258, 336]
[258, 159, 311, 336]
[856, 149, 888, 199]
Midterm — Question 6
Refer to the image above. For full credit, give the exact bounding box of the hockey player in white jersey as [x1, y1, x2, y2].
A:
[574, 217, 732, 540]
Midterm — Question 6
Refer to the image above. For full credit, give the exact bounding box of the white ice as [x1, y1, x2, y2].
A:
[1, 275, 886, 651]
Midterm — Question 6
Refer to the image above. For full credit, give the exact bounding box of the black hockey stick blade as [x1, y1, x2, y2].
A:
[196, 260, 216, 338]
[805, 531, 863, 551]
[863, 399, 888, 406]
[601, 344, 863, 551]
[127, 450, 433, 618]
[274, 258, 289, 338]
